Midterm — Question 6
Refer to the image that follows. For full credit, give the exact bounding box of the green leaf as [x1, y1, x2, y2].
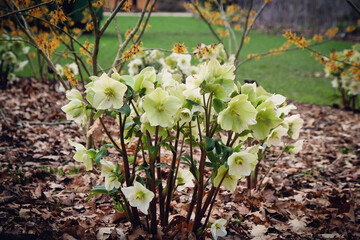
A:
[93, 110, 104, 119]
[213, 98, 226, 113]
[95, 147, 107, 165]
[204, 136, 215, 152]
[87, 149, 97, 159]
[155, 179, 162, 187]
[136, 175, 145, 186]
[118, 104, 131, 117]
[186, 99, 201, 106]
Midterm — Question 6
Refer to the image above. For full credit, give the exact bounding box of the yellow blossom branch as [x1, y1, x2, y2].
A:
[191, 0, 229, 58]
[0, 0, 54, 19]
[134, 0, 157, 45]
[109, 0, 151, 75]
[99, 0, 127, 36]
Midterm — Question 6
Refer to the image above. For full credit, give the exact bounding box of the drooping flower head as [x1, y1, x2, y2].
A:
[211, 218, 227, 240]
[69, 141, 93, 171]
[100, 159, 121, 191]
[61, 89, 88, 126]
[122, 181, 155, 215]
[175, 168, 194, 191]
[284, 114, 304, 139]
[213, 165, 242, 191]
[249, 102, 282, 140]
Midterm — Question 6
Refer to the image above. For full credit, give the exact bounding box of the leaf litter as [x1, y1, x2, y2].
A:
[0, 78, 359, 239]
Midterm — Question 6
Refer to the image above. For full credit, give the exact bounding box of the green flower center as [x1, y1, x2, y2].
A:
[157, 103, 165, 112]
[136, 191, 145, 200]
[177, 177, 184, 185]
[235, 156, 243, 165]
[104, 87, 115, 98]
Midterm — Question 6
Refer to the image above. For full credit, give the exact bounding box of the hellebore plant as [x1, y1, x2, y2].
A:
[64, 55, 303, 238]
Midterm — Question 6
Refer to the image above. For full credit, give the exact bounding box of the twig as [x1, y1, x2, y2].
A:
[191, 0, 228, 58]
[234, 0, 253, 67]
[100, 0, 127, 36]
[256, 150, 284, 191]
[345, 0, 360, 15]
[0, 1, 54, 19]
[16, 121, 72, 126]
[109, 0, 151, 75]
[134, 0, 157, 45]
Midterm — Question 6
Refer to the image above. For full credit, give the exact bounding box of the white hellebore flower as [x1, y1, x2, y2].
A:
[284, 114, 304, 139]
[55, 64, 64, 76]
[122, 181, 155, 215]
[227, 151, 258, 176]
[67, 62, 79, 75]
[288, 140, 304, 157]
[175, 168, 194, 191]
[69, 141, 93, 171]
[91, 73, 127, 110]
[100, 159, 121, 191]
[211, 219, 227, 240]
[267, 125, 289, 147]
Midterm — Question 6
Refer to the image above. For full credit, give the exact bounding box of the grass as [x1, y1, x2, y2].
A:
[26, 16, 354, 105]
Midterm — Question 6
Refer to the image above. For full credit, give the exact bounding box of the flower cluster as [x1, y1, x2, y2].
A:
[0, 34, 29, 85]
[64, 52, 303, 237]
[322, 44, 360, 109]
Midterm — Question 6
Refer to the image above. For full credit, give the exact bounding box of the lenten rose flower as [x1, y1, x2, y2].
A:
[69, 141, 92, 171]
[217, 94, 257, 133]
[227, 151, 258, 176]
[175, 168, 194, 191]
[91, 73, 127, 110]
[283, 114, 304, 139]
[211, 218, 227, 240]
[122, 181, 155, 215]
[141, 88, 182, 128]
[100, 159, 121, 191]
[213, 165, 241, 191]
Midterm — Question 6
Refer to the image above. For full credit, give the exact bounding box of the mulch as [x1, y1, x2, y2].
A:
[0, 78, 359, 239]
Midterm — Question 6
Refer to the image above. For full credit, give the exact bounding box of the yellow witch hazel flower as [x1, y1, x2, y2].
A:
[122, 181, 155, 215]
[141, 88, 182, 128]
[89, 73, 127, 110]
[175, 168, 194, 191]
[211, 218, 227, 240]
[213, 165, 241, 191]
[218, 94, 257, 133]
[100, 159, 121, 191]
[61, 89, 88, 126]
[69, 141, 93, 171]
[227, 150, 258, 176]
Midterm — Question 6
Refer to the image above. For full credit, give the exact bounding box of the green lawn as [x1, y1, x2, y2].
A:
[28, 16, 355, 105]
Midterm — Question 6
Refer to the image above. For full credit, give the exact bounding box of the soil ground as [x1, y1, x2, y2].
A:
[0, 78, 359, 239]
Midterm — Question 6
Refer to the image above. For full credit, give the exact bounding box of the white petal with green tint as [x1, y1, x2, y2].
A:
[142, 88, 182, 128]
[218, 94, 257, 133]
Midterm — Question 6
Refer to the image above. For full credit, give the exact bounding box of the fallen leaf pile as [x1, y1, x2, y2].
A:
[0, 78, 359, 239]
